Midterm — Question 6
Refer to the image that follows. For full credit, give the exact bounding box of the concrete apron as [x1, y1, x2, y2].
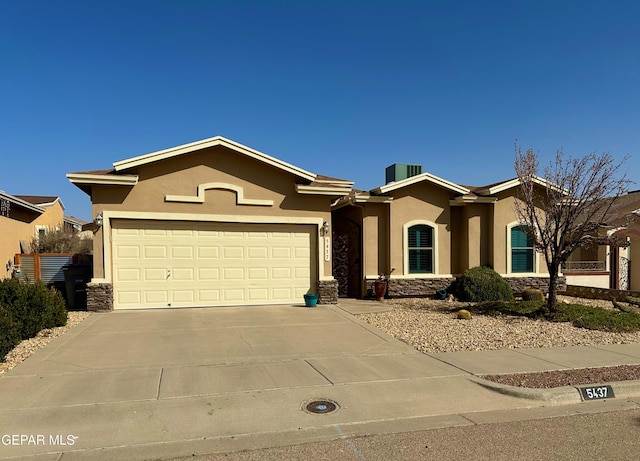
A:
[0, 305, 626, 460]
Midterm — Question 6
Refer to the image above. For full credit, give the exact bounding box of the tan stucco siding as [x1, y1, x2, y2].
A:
[0, 216, 31, 278]
[90, 146, 334, 282]
[388, 185, 452, 276]
[1, 201, 65, 279]
[492, 192, 548, 276]
[362, 203, 389, 278]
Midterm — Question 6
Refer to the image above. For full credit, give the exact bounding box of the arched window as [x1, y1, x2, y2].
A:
[511, 225, 534, 273]
[408, 224, 434, 273]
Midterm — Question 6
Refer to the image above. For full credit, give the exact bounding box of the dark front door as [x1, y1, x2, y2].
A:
[333, 218, 362, 298]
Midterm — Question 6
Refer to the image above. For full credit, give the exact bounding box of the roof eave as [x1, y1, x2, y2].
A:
[373, 172, 470, 195]
[0, 191, 45, 214]
[66, 173, 140, 187]
[112, 136, 318, 182]
[295, 185, 353, 196]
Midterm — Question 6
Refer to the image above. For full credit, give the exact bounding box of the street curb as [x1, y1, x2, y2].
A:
[468, 376, 640, 403]
[467, 376, 581, 403]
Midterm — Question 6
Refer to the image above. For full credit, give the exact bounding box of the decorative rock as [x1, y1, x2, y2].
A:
[457, 309, 472, 320]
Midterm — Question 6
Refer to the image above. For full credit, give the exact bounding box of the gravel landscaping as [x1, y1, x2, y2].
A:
[2, 298, 640, 389]
[0, 311, 91, 376]
[356, 296, 640, 388]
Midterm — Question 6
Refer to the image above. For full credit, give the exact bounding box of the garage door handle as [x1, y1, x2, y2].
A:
[166, 269, 171, 279]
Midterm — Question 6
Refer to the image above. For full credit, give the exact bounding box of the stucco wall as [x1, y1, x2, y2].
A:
[0, 215, 32, 278]
[388, 183, 452, 276]
[492, 191, 549, 277]
[90, 146, 335, 281]
[1, 201, 65, 279]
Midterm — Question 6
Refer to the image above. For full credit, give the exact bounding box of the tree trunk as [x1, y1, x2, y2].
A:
[545, 262, 560, 317]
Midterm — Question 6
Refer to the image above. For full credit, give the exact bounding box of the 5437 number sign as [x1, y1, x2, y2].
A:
[579, 385, 614, 401]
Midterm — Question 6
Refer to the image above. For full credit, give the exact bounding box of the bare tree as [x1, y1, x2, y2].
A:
[514, 145, 631, 315]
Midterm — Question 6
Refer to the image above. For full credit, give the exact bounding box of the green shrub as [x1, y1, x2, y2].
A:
[0, 279, 67, 341]
[522, 287, 545, 301]
[453, 266, 514, 302]
[0, 304, 20, 362]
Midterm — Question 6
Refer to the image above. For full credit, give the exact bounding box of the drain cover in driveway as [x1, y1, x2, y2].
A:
[304, 399, 339, 414]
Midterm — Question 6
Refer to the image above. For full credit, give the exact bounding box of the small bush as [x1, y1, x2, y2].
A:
[470, 300, 544, 317]
[468, 299, 640, 333]
[453, 266, 514, 302]
[522, 287, 545, 301]
[0, 304, 20, 362]
[0, 279, 67, 341]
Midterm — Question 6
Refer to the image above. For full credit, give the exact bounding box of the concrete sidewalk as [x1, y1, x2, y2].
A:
[1, 301, 640, 460]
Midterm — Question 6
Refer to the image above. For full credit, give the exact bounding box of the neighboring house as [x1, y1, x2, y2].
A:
[67, 136, 353, 310]
[332, 165, 558, 298]
[0, 192, 66, 279]
[563, 190, 640, 291]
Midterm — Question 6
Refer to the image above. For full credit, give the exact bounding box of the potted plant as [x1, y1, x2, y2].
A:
[373, 269, 394, 302]
[303, 293, 319, 307]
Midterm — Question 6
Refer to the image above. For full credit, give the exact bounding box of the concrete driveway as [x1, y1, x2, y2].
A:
[0, 303, 536, 460]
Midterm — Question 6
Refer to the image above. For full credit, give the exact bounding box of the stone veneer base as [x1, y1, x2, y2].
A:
[86, 282, 114, 312]
[363, 276, 567, 298]
[318, 280, 339, 304]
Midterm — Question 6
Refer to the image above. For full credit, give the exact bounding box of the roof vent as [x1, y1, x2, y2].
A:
[385, 164, 422, 184]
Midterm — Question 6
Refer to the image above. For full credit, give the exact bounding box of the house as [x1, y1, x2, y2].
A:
[563, 190, 640, 291]
[67, 136, 558, 311]
[0, 192, 69, 279]
[332, 165, 559, 298]
[67, 136, 353, 310]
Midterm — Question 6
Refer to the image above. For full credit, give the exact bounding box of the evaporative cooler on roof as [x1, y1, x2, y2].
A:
[385, 164, 423, 184]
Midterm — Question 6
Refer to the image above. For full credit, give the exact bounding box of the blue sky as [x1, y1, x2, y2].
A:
[1, 0, 638, 221]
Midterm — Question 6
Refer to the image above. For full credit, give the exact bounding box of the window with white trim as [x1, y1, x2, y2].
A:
[511, 225, 534, 273]
[408, 224, 434, 273]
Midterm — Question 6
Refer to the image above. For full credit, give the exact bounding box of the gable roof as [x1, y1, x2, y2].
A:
[14, 195, 65, 209]
[68, 136, 354, 197]
[0, 191, 45, 214]
[473, 175, 563, 195]
[372, 171, 470, 195]
[112, 135, 317, 182]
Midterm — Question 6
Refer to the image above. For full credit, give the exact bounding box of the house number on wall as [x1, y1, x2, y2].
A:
[324, 237, 330, 262]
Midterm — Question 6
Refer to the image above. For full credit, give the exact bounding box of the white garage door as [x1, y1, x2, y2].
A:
[111, 220, 315, 309]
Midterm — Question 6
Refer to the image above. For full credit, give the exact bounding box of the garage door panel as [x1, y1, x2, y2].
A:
[198, 268, 220, 280]
[111, 220, 315, 309]
[248, 247, 268, 259]
[117, 291, 142, 306]
[115, 268, 141, 282]
[172, 268, 194, 281]
[198, 246, 219, 258]
[172, 290, 195, 303]
[199, 290, 220, 302]
[223, 247, 245, 258]
[223, 289, 245, 302]
[272, 267, 291, 280]
[223, 267, 245, 280]
[144, 268, 167, 281]
[171, 246, 194, 258]
[145, 291, 169, 305]
[145, 246, 168, 258]
[271, 247, 292, 258]
[248, 267, 268, 280]
[116, 245, 140, 259]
